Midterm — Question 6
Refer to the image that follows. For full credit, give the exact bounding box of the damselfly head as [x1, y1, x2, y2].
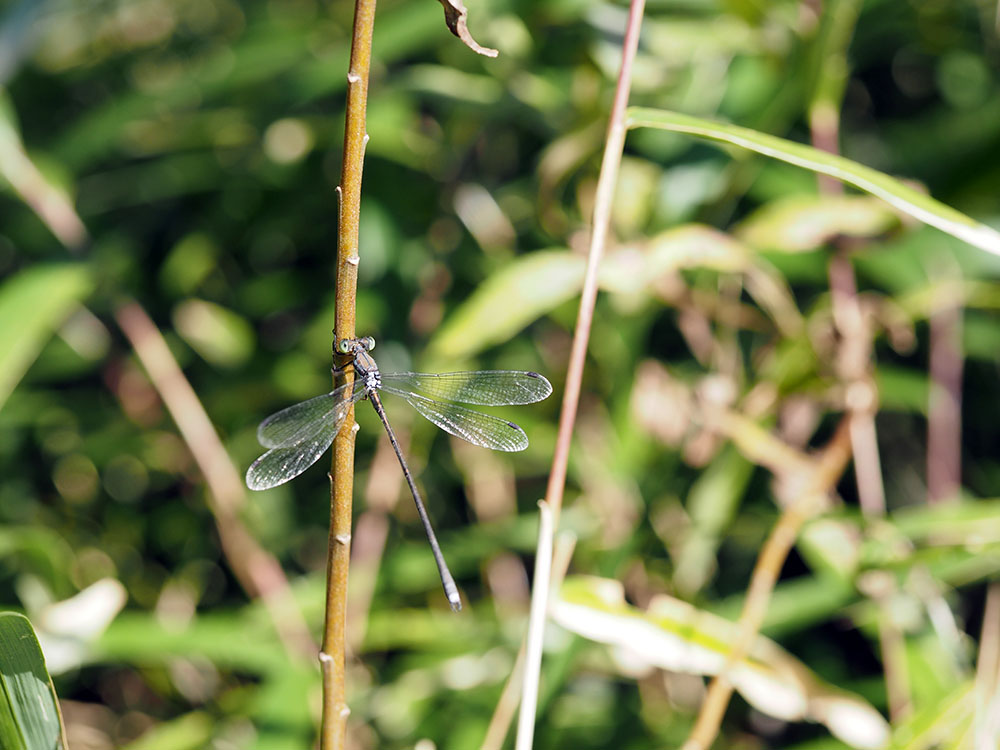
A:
[337, 336, 376, 355]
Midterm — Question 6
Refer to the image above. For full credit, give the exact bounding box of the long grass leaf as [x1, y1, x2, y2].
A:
[626, 107, 1000, 257]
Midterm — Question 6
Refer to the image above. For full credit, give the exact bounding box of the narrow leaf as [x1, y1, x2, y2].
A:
[737, 194, 900, 252]
[553, 576, 889, 750]
[429, 250, 585, 359]
[0, 613, 65, 750]
[0, 264, 92, 412]
[432, 228, 751, 359]
[172, 298, 255, 368]
[626, 107, 1000, 257]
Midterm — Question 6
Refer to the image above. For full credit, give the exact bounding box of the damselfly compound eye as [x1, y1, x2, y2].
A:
[337, 339, 351, 354]
[363, 336, 376, 351]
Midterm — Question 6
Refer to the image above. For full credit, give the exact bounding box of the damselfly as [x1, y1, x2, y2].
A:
[246, 337, 552, 610]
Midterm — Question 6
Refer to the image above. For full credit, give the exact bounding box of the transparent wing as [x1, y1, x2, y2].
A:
[246, 419, 341, 490]
[379, 370, 552, 406]
[257, 380, 364, 448]
[398, 392, 529, 452]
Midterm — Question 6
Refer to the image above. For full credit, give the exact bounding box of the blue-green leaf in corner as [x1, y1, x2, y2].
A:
[0, 613, 66, 750]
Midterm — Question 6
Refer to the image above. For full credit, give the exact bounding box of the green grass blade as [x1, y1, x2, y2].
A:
[0, 613, 65, 750]
[429, 250, 586, 359]
[626, 107, 1000, 257]
[0, 264, 92, 412]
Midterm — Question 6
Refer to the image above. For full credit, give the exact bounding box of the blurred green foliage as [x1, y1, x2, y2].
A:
[1, 0, 999, 748]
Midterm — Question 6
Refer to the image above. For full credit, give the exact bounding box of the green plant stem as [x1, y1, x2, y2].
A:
[320, 0, 377, 747]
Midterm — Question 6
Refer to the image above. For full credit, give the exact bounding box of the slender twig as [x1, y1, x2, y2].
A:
[7, 95, 318, 661]
[482, 639, 528, 750]
[542, 0, 646, 527]
[809, 0, 886, 516]
[828, 244, 886, 515]
[320, 0, 377, 746]
[877, 591, 912, 720]
[0, 118, 87, 250]
[115, 301, 316, 659]
[511, 2, 644, 746]
[681, 417, 853, 750]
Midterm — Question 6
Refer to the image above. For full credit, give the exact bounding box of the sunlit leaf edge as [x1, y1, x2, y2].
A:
[626, 107, 1000, 258]
[0, 264, 93, 413]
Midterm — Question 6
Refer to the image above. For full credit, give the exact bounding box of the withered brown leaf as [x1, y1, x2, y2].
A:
[435, 0, 498, 58]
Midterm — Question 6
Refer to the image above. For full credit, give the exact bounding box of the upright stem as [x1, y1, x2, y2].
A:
[320, 1, 377, 747]
[543, 0, 646, 528]
[117, 301, 315, 660]
[808, 0, 886, 515]
[514, 501, 554, 750]
[927, 299, 963, 503]
[518, 2, 644, 747]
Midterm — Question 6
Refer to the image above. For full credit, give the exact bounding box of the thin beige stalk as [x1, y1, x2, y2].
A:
[0, 118, 87, 249]
[320, 0, 377, 746]
[809, 103, 885, 515]
[5, 101, 316, 662]
[877, 592, 912, 720]
[542, 0, 646, 528]
[480, 532, 577, 750]
[116, 301, 316, 658]
[809, 0, 886, 515]
[507, 3, 644, 747]
[975, 583, 1000, 749]
[514, 501, 554, 750]
[927, 287, 963, 503]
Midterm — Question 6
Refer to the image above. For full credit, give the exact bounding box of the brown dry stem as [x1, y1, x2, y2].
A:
[543, 0, 646, 528]
[808, 0, 886, 516]
[7, 95, 317, 664]
[510, 1, 645, 747]
[116, 301, 316, 659]
[319, 0, 377, 747]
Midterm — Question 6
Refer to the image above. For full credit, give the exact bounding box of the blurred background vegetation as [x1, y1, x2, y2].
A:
[1, 0, 999, 748]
